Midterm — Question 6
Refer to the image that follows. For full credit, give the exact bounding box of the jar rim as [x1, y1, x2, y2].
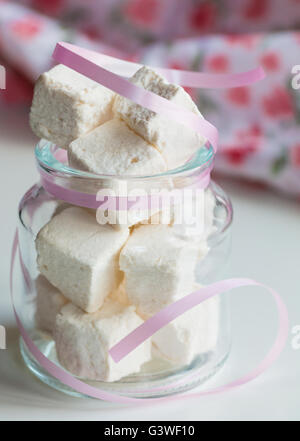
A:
[35, 140, 214, 181]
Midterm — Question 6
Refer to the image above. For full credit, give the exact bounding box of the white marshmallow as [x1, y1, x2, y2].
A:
[68, 119, 167, 176]
[68, 119, 169, 230]
[113, 66, 206, 169]
[35, 275, 68, 334]
[119, 224, 207, 317]
[152, 288, 220, 365]
[36, 207, 129, 313]
[54, 299, 151, 382]
[30, 64, 114, 148]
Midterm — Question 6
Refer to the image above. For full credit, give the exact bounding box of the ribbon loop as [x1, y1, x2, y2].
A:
[53, 42, 265, 89]
[53, 42, 219, 153]
[11, 230, 289, 403]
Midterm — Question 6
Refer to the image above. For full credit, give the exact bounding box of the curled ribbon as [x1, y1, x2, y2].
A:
[52, 42, 265, 155]
[11, 230, 289, 403]
[39, 42, 265, 210]
[53, 43, 265, 89]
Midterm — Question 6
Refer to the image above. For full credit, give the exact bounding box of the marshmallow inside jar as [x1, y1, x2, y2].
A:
[17, 62, 233, 398]
[113, 66, 207, 170]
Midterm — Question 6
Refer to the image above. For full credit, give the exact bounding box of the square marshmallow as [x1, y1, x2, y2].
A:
[36, 207, 129, 313]
[68, 119, 167, 176]
[119, 224, 207, 317]
[113, 66, 206, 169]
[35, 275, 68, 334]
[54, 299, 151, 382]
[30, 64, 114, 148]
[152, 287, 220, 365]
[68, 119, 169, 230]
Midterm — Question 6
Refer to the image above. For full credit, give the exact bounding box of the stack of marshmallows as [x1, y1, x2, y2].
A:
[30, 64, 220, 382]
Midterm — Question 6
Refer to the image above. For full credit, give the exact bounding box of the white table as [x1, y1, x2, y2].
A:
[0, 106, 300, 421]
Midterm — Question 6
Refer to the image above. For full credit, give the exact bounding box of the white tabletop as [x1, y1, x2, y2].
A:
[0, 106, 300, 421]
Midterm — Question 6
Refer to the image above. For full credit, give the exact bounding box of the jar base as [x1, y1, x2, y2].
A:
[20, 334, 230, 399]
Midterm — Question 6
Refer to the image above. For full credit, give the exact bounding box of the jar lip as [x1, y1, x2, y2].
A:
[35, 140, 214, 181]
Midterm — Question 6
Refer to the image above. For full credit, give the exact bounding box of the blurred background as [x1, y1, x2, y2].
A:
[0, 0, 300, 420]
[0, 0, 300, 196]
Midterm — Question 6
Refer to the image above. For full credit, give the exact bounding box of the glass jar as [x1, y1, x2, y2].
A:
[15, 140, 232, 399]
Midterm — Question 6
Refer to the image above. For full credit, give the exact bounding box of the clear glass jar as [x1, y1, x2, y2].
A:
[15, 140, 232, 399]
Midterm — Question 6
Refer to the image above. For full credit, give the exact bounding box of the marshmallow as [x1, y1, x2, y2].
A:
[68, 119, 169, 230]
[113, 66, 206, 169]
[152, 288, 220, 365]
[35, 275, 68, 334]
[30, 64, 114, 148]
[54, 299, 151, 381]
[68, 119, 167, 176]
[36, 207, 129, 313]
[119, 224, 207, 316]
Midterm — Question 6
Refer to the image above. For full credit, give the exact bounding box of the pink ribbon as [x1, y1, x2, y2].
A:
[11, 230, 289, 403]
[38, 151, 212, 211]
[53, 43, 266, 89]
[43, 42, 266, 209]
[52, 42, 264, 155]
